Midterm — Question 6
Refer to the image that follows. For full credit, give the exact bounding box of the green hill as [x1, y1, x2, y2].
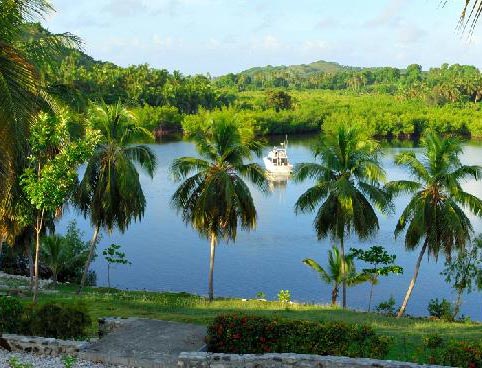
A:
[239, 60, 359, 77]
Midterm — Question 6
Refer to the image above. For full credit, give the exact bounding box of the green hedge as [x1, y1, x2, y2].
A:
[0, 296, 24, 333]
[206, 314, 391, 359]
[0, 297, 91, 339]
[423, 334, 482, 367]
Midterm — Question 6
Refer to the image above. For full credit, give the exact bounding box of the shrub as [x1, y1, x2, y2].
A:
[376, 296, 397, 316]
[422, 334, 482, 367]
[25, 302, 91, 339]
[427, 298, 454, 321]
[277, 290, 291, 304]
[0, 296, 24, 333]
[206, 314, 391, 359]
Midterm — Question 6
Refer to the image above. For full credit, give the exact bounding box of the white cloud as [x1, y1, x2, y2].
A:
[397, 23, 427, 44]
[301, 40, 328, 52]
[264, 35, 282, 50]
[365, 0, 411, 28]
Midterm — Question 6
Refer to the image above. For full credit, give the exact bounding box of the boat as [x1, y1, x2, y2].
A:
[263, 136, 293, 179]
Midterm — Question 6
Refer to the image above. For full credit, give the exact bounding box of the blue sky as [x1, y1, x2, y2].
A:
[44, 0, 482, 75]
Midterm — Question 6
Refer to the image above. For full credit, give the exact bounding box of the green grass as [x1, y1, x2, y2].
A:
[19, 285, 482, 363]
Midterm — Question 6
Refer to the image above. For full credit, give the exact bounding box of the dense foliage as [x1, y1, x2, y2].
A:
[422, 334, 482, 368]
[206, 314, 391, 359]
[26, 302, 91, 339]
[0, 296, 24, 333]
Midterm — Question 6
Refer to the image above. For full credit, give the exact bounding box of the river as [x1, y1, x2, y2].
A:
[57, 135, 482, 320]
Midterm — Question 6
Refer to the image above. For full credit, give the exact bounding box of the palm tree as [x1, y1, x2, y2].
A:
[75, 100, 157, 293]
[41, 234, 68, 286]
[293, 126, 391, 308]
[454, 0, 482, 34]
[0, 0, 80, 203]
[303, 246, 367, 305]
[170, 119, 269, 301]
[387, 132, 482, 317]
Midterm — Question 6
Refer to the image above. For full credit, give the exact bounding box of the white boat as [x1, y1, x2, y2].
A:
[263, 136, 293, 178]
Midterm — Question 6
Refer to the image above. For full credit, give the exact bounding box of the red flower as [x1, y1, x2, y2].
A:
[233, 333, 241, 339]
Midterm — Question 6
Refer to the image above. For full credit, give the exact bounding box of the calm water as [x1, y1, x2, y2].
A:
[57, 136, 482, 320]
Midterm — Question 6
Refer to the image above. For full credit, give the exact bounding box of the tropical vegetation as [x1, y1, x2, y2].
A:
[386, 132, 482, 317]
[302, 246, 367, 305]
[170, 118, 269, 301]
[74, 101, 157, 293]
[3, 2, 482, 367]
[293, 126, 392, 308]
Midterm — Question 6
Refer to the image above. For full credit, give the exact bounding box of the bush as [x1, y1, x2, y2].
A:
[0, 296, 24, 333]
[427, 298, 454, 321]
[422, 334, 482, 367]
[25, 302, 91, 339]
[57, 220, 97, 285]
[376, 296, 397, 316]
[206, 314, 391, 359]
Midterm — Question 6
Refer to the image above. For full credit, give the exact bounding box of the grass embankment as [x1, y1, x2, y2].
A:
[19, 284, 480, 363]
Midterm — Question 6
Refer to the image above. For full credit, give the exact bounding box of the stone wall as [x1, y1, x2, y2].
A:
[177, 352, 452, 368]
[2, 334, 89, 357]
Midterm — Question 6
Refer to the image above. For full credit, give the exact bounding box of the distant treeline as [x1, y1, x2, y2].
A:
[183, 91, 482, 138]
[215, 63, 482, 106]
[30, 23, 482, 138]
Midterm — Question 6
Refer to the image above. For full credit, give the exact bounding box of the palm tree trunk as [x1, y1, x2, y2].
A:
[397, 238, 429, 318]
[331, 284, 338, 305]
[52, 271, 57, 287]
[33, 210, 44, 303]
[78, 225, 99, 294]
[368, 281, 375, 312]
[208, 233, 217, 302]
[340, 235, 346, 308]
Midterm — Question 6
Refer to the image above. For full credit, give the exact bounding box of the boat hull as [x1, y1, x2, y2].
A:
[263, 157, 293, 175]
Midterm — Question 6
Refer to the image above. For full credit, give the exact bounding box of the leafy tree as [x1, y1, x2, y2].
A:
[170, 118, 269, 301]
[21, 111, 98, 302]
[349, 246, 403, 311]
[102, 243, 130, 288]
[387, 132, 482, 317]
[75, 100, 156, 293]
[441, 235, 482, 318]
[293, 126, 392, 308]
[265, 90, 293, 112]
[303, 246, 368, 305]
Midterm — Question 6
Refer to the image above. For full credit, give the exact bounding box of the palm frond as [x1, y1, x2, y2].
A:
[124, 145, 157, 178]
[171, 157, 210, 181]
[238, 163, 270, 194]
[302, 258, 331, 283]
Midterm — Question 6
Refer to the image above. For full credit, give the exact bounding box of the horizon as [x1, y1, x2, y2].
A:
[44, 0, 482, 76]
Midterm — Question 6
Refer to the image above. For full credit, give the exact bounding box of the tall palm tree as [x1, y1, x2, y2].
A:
[171, 119, 269, 301]
[386, 132, 482, 317]
[75, 100, 157, 293]
[303, 246, 367, 305]
[293, 126, 391, 308]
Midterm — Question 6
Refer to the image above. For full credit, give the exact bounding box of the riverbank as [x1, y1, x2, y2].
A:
[18, 284, 480, 364]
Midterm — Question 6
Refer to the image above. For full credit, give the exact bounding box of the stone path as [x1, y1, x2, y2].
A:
[79, 318, 206, 368]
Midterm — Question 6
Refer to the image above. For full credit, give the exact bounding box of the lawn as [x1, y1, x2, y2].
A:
[21, 285, 482, 363]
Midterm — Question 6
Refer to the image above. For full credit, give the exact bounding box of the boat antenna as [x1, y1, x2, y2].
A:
[285, 134, 288, 149]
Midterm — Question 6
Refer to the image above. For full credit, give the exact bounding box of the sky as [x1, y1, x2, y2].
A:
[43, 0, 482, 76]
